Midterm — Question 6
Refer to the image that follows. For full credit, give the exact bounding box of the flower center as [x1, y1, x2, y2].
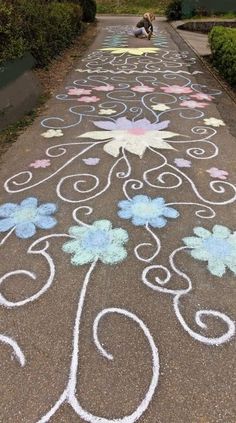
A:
[132, 202, 161, 219]
[203, 237, 231, 259]
[13, 207, 37, 223]
[128, 128, 147, 136]
[82, 229, 110, 251]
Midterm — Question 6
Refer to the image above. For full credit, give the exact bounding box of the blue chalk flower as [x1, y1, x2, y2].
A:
[118, 195, 179, 228]
[183, 225, 236, 277]
[0, 197, 57, 239]
[62, 220, 128, 266]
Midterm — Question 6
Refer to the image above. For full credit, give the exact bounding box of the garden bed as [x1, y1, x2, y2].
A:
[177, 20, 236, 33]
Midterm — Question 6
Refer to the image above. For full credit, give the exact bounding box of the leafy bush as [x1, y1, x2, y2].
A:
[209, 26, 236, 87]
[165, 0, 182, 21]
[0, 2, 26, 64]
[0, 0, 83, 67]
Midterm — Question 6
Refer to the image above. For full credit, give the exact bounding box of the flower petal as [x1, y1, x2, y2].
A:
[0, 203, 18, 218]
[20, 197, 38, 208]
[125, 140, 146, 158]
[207, 257, 226, 277]
[63, 240, 82, 254]
[0, 218, 15, 232]
[100, 245, 127, 264]
[118, 200, 131, 209]
[118, 209, 133, 219]
[149, 217, 167, 228]
[34, 216, 57, 229]
[183, 236, 203, 248]
[155, 120, 170, 130]
[111, 228, 129, 244]
[79, 131, 112, 140]
[37, 203, 57, 215]
[131, 216, 146, 226]
[162, 206, 179, 219]
[212, 225, 231, 239]
[225, 259, 236, 276]
[152, 198, 165, 207]
[190, 248, 209, 261]
[193, 227, 211, 239]
[93, 121, 117, 130]
[93, 220, 112, 231]
[15, 222, 36, 239]
[71, 250, 96, 266]
[103, 140, 122, 157]
[68, 226, 88, 238]
[133, 195, 149, 204]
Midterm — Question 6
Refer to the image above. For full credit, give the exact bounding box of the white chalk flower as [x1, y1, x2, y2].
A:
[98, 109, 117, 115]
[152, 104, 170, 111]
[41, 129, 64, 138]
[203, 118, 225, 127]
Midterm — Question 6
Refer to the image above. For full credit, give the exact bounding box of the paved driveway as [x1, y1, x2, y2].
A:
[0, 16, 236, 423]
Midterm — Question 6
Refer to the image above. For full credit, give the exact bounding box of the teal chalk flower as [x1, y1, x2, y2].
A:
[183, 225, 236, 277]
[0, 197, 57, 239]
[118, 195, 179, 228]
[62, 220, 128, 266]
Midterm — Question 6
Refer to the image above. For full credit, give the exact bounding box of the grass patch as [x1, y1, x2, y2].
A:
[96, 0, 170, 15]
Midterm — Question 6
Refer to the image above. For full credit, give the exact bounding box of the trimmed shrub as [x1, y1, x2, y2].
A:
[209, 26, 236, 87]
[79, 0, 97, 22]
[0, 2, 26, 64]
[165, 0, 182, 21]
[0, 1, 83, 67]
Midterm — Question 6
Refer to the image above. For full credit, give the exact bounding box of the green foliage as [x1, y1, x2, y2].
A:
[165, 0, 182, 20]
[96, 0, 169, 16]
[0, 3, 26, 64]
[209, 26, 236, 87]
[0, 0, 83, 67]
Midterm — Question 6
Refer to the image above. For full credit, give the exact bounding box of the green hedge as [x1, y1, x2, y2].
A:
[0, 3, 26, 64]
[0, 0, 83, 67]
[209, 26, 236, 86]
[165, 0, 182, 21]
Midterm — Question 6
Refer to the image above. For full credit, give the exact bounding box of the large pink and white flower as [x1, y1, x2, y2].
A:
[190, 93, 214, 101]
[78, 117, 179, 158]
[180, 100, 208, 109]
[131, 85, 155, 93]
[93, 85, 115, 91]
[67, 88, 92, 96]
[160, 85, 193, 94]
[77, 96, 100, 103]
[29, 159, 51, 169]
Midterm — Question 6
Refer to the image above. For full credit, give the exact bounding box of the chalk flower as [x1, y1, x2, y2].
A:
[203, 118, 225, 127]
[41, 129, 63, 138]
[183, 225, 236, 277]
[62, 220, 128, 265]
[190, 93, 213, 101]
[77, 96, 100, 103]
[160, 85, 193, 94]
[206, 167, 228, 180]
[151, 104, 170, 111]
[131, 85, 155, 93]
[100, 47, 159, 55]
[79, 117, 178, 158]
[180, 100, 208, 109]
[174, 158, 192, 168]
[94, 85, 115, 91]
[30, 159, 51, 169]
[118, 195, 179, 228]
[98, 109, 116, 115]
[67, 88, 92, 96]
[0, 197, 57, 239]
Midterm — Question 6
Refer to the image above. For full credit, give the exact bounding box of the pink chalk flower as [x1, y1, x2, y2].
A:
[160, 85, 193, 94]
[131, 85, 155, 93]
[30, 159, 51, 169]
[206, 167, 229, 180]
[174, 158, 192, 168]
[93, 85, 115, 91]
[68, 88, 92, 96]
[77, 96, 100, 103]
[180, 100, 208, 109]
[190, 93, 214, 101]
